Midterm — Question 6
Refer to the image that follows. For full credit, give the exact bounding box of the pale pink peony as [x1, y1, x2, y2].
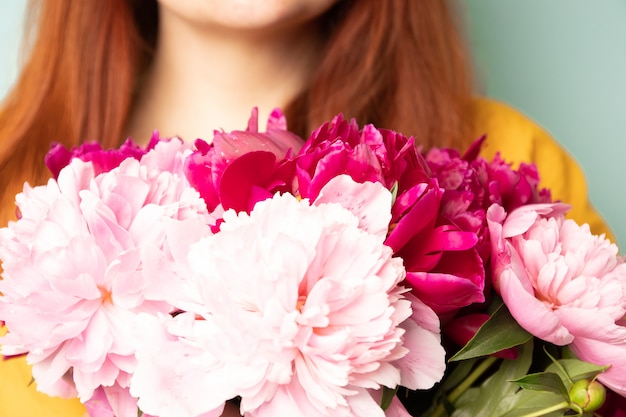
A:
[487, 203, 626, 396]
[84, 385, 157, 417]
[130, 178, 445, 417]
[0, 140, 212, 416]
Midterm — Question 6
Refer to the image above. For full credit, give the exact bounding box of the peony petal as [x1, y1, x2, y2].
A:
[570, 336, 626, 397]
[131, 314, 230, 417]
[558, 307, 626, 342]
[218, 151, 276, 212]
[383, 396, 413, 417]
[501, 203, 570, 238]
[395, 298, 445, 389]
[344, 389, 387, 417]
[498, 269, 573, 345]
[406, 270, 484, 314]
[385, 182, 441, 253]
[314, 175, 392, 238]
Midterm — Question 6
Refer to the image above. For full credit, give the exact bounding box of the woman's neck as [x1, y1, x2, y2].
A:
[126, 11, 323, 144]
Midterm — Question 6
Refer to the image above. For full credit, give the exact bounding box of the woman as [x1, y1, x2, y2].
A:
[0, 1, 614, 416]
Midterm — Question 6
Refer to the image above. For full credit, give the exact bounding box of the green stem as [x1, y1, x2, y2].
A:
[448, 356, 498, 403]
[517, 401, 570, 417]
[428, 356, 499, 417]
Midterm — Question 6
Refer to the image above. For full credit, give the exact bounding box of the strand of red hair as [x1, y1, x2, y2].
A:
[0, 0, 145, 222]
[288, 0, 475, 146]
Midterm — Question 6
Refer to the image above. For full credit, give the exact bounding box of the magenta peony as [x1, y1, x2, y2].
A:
[0, 140, 212, 417]
[45, 134, 161, 179]
[385, 178, 484, 316]
[487, 203, 626, 396]
[433, 137, 552, 213]
[294, 116, 485, 316]
[184, 108, 303, 214]
[481, 154, 551, 211]
[295, 115, 425, 200]
[130, 178, 445, 417]
[409, 138, 552, 318]
[424, 138, 552, 262]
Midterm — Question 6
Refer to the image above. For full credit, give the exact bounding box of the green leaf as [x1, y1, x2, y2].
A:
[546, 359, 609, 387]
[380, 386, 398, 411]
[498, 390, 570, 417]
[439, 359, 479, 392]
[450, 340, 534, 417]
[510, 372, 569, 398]
[450, 304, 532, 361]
[543, 348, 574, 386]
[453, 387, 481, 410]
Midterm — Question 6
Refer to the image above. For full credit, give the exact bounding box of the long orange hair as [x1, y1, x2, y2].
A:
[0, 0, 474, 223]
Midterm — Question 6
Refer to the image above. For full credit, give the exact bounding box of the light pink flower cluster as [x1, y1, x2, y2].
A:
[4, 107, 624, 416]
[0, 111, 449, 416]
[488, 203, 626, 396]
[0, 140, 211, 416]
[130, 176, 445, 417]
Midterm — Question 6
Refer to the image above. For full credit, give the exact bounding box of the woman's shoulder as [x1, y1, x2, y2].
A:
[468, 97, 615, 241]
[469, 97, 577, 198]
[0, 326, 85, 417]
[469, 97, 560, 164]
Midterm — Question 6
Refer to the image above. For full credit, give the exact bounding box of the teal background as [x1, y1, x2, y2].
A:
[0, 2, 26, 97]
[1, 1, 625, 245]
[462, 1, 626, 246]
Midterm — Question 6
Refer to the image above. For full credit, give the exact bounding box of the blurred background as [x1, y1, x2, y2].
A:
[464, 0, 626, 247]
[1, 1, 625, 246]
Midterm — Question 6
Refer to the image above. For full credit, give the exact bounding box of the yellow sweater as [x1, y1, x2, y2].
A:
[0, 99, 615, 417]
[473, 99, 613, 241]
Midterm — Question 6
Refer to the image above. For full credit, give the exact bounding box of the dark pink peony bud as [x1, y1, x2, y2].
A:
[185, 108, 303, 213]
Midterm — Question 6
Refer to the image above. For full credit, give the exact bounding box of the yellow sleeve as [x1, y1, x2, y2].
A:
[471, 98, 615, 242]
[0, 326, 86, 417]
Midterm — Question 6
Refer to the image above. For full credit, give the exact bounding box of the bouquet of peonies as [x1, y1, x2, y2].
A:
[1, 109, 625, 417]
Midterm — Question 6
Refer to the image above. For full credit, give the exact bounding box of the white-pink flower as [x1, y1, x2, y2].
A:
[0, 140, 212, 416]
[131, 178, 445, 417]
[487, 203, 626, 396]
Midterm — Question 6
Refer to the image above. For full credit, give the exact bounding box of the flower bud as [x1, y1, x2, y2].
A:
[568, 379, 606, 412]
